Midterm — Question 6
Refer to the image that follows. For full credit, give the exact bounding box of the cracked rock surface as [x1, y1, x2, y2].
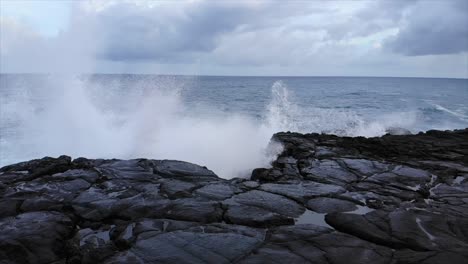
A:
[1, 129, 468, 263]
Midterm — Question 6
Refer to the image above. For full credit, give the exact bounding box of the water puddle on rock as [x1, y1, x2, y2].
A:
[454, 176, 465, 185]
[295, 210, 331, 228]
[406, 184, 421, 191]
[344, 205, 374, 215]
[295, 205, 374, 228]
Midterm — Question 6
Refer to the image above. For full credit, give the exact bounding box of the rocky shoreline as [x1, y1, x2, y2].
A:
[1, 129, 467, 263]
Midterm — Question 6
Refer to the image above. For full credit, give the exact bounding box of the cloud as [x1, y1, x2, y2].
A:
[0, 0, 467, 77]
[385, 0, 468, 56]
[90, 2, 246, 61]
[86, 1, 323, 63]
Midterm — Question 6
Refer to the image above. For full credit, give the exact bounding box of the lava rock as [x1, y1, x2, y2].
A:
[1, 128, 468, 263]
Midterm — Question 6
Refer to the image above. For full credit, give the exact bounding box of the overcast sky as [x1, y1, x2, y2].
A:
[1, 0, 467, 78]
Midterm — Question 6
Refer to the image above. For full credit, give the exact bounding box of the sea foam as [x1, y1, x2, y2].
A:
[1, 77, 291, 178]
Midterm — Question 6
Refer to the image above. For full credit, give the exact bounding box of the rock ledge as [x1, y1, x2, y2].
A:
[1, 129, 468, 263]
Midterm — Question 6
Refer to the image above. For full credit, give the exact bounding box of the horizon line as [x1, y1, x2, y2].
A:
[0, 72, 467, 80]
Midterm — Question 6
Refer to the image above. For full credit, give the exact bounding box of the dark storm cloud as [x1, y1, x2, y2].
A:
[81, 1, 319, 63]
[323, 0, 413, 40]
[91, 2, 260, 62]
[385, 0, 468, 56]
[61, 0, 468, 64]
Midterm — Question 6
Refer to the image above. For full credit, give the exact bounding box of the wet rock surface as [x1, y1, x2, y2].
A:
[1, 128, 468, 263]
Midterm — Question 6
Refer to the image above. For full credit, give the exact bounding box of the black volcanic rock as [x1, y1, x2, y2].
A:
[1, 128, 468, 263]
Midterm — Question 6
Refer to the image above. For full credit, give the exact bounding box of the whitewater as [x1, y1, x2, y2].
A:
[1, 75, 467, 178]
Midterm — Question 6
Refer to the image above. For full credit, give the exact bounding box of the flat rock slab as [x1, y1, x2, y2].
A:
[1, 128, 468, 263]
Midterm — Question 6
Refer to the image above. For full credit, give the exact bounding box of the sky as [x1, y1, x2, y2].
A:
[0, 0, 467, 78]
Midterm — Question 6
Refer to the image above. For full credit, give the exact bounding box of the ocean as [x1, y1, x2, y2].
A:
[1, 74, 467, 178]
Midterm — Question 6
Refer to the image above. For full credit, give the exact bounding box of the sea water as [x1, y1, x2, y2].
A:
[1, 74, 467, 178]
